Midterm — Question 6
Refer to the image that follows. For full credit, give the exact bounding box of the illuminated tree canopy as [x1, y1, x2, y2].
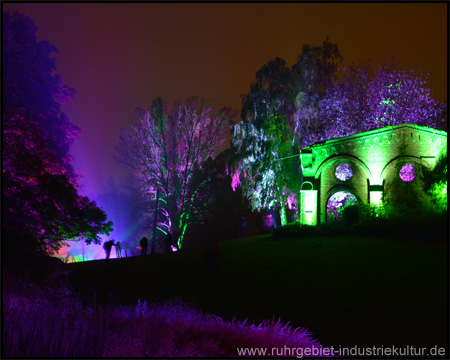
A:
[117, 97, 235, 249]
[232, 39, 342, 225]
[3, 11, 112, 257]
[320, 59, 447, 140]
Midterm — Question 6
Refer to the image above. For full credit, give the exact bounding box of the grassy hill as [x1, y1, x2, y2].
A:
[67, 233, 448, 349]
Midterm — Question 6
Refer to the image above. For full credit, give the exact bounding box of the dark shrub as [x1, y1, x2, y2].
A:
[273, 223, 317, 239]
[342, 205, 360, 227]
[317, 220, 346, 236]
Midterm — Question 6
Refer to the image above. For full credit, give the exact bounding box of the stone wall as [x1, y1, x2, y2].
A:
[299, 124, 447, 225]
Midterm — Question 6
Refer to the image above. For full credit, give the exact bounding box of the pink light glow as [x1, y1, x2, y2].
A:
[399, 163, 416, 182]
[231, 169, 241, 191]
[55, 239, 114, 263]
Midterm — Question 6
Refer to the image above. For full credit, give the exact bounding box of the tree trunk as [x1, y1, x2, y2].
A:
[280, 204, 287, 226]
[151, 189, 159, 255]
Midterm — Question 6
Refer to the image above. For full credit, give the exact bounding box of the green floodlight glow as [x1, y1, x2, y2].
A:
[299, 124, 447, 226]
[370, 190, 383, 206]
[430, 180, 447, 212]
[300, 189, 317, 226]
[433, 181, 447, 198]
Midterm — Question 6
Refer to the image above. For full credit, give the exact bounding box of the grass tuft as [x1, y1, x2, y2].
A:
[3, 281, 321, 357]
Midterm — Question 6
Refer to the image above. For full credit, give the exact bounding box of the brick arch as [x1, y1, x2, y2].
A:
[379, 155, 433, 184]
[301, 181, 314, 191]
[324, 184, 364, 203]
[314, 154, 372, 182]
[324, 186, 362, 220]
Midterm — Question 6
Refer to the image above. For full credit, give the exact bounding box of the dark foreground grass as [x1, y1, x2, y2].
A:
[67, 234, 448, 350]
[3, 284, 320, 357]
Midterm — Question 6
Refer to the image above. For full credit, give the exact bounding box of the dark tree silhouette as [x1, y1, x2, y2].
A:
[3, 11, 112, 258]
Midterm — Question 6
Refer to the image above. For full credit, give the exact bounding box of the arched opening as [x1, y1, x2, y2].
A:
[326, 190, 359, 220]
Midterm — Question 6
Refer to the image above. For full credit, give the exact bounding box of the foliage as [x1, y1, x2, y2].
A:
[342, 205, 360, 227]
[273, 199, 447, 240]
[232, 39, 342, 224]
[320, 58, 447, 140]
[3, 282, 106, 357]
[272, 223, 317, 239]
[421, 150, 448, 213]
[3, 281, 320, 358]
[383, 166, 430, 219]
[232, 110, 300, 225]
[326, 191, 359, 220]
[352, 207, 448, 240]
[117, 97, 236, 249]
[184, 149, 248, 248]
[2, 11, 112, 257]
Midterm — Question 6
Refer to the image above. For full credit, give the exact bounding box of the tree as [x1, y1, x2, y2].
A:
[183, 149, 248, 248]
[292, 38, 343, 144]
[3, 11, 112, 257]
[232, 40, 342, 225]
[320, 59, 448, 141]
[422, 149, 447, 213]
[116, 97, 235, 249]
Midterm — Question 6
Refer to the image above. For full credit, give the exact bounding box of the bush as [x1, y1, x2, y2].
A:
[317, 220, 346, 236]
[342, 205, 360, 227]
[350, 203, 448, 240]
[272, 200, 447, 240]
[273, 223, 318, 239]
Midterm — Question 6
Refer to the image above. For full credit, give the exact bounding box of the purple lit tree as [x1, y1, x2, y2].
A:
[320, 59, 447, 141]
[3, 11, 112, 257]
[117, 97, 235, 249]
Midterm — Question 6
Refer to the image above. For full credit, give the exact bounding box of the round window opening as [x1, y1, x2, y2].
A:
[399, 163, 416, 182]
[326, 191, 359, 219]
[335, 163, 353, 181]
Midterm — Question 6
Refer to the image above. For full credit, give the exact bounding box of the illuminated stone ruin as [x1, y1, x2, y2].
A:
[299, 123, 447, 225]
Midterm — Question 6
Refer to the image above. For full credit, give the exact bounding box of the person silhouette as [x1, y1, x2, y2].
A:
[114, 241, 122, 258]
[140, 237, 148, 257]
[103, 240, 115, 260]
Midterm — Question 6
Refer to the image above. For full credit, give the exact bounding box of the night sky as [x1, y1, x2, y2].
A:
[3, 2, 448, 203]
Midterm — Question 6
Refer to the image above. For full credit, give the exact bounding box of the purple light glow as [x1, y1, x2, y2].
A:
[399, 163, 416, 182]
[326, 191, 358, 219]
[56, 241, 110, 263]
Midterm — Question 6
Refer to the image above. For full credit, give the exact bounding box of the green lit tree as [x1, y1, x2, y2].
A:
[232, 40, 342, 225]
